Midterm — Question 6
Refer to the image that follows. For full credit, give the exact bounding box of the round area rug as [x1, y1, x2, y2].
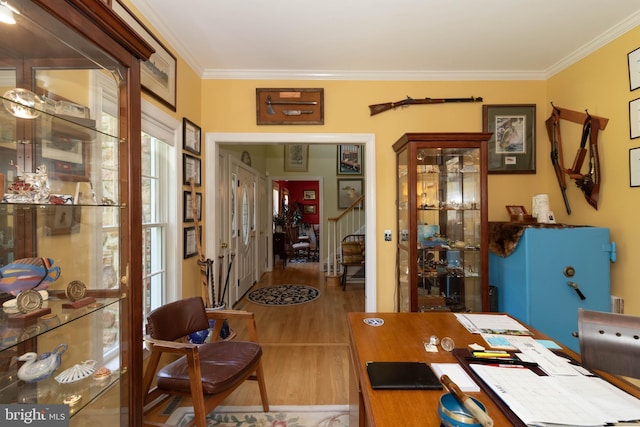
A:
[247, 284, 320, 306]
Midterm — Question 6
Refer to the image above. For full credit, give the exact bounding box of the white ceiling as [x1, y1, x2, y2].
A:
[129, 0, 640, 81]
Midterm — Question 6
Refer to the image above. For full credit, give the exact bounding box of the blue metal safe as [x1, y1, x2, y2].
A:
[489, 225, 615, 352]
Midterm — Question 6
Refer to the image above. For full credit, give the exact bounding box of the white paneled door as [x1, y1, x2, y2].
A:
[233, 162, 257, 303]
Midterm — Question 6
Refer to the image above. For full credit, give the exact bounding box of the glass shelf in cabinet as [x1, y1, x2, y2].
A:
[0, 297, 121, 352]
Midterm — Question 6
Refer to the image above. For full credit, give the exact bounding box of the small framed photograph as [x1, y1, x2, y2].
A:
[183, 153, 201, 186]
[337, 178, 363, 209]
[483, 104, 536, 174]
[303, 204, 316, 214]
[44, 206, 81, 236]
[183, 118, 201, 155]
[630, 147, 640, 187]
[41, 138, 90, 181]
[183, 226, 198, 259]
[337, 144, 363, 175]
[184, 191, 202, 222]
[505, 205, 528, 216]
[284, 144, 308, 172]
[628, 47, 640, 91]
[630, 98, 640, 139]
[303, 190, 316, 200]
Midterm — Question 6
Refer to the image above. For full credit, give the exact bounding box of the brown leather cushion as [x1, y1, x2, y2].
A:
[156, 341, 262, 395]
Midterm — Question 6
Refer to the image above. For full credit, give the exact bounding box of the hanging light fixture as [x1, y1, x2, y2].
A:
[0, 1, 17, 25]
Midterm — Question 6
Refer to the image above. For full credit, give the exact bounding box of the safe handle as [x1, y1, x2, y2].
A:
[567, 281, 586, 300]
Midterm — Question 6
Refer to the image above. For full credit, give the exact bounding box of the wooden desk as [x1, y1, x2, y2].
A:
[347, 312, 640, 427]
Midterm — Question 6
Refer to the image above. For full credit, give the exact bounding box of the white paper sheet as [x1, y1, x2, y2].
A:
[431, 363, 480, 392]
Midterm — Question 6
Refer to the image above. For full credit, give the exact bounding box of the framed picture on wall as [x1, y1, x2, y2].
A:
[303, 190, 316, 200]
[183, 153, 201, 186]
[630, 147, 640, 187]
[183, 118, 201, 155]
[284, 144, 308, 172]
[628, 46, 640, 91]
[183, 226, 198, 258]
[483, 104, 536, 174]
[112, 0, 177, 111]
[337, 144, 363, 175]
[183, 191, 202, 222]
[303, 204, 316, 214]
[630, 98, 640, 139]
[337, 178, 363, 209]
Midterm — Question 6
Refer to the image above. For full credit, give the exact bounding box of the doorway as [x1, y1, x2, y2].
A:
[205, 133, 377, 312]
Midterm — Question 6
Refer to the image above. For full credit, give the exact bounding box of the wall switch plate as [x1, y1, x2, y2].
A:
[384, 230, 392, 241]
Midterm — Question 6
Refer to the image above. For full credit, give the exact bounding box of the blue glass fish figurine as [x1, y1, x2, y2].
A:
[0, 257, 61, 296]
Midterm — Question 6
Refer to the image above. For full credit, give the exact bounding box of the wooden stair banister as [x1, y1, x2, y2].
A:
[326, 195, 366, 277]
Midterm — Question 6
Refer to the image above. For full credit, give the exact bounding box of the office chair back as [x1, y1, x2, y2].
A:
[578, 308, 640, 379]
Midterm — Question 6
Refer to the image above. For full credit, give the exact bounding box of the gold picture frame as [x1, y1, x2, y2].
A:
[284, 144, 309, 172]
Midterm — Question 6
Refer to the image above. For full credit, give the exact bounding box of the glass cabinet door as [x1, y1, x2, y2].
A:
[0, 1, 150, 425]
[394, 133, 491, 312]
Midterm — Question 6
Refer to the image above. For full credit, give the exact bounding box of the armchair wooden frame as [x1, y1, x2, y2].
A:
[142, 299, 269, 427]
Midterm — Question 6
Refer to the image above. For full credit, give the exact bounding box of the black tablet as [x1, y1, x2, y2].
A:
[366, 361, 443, 390]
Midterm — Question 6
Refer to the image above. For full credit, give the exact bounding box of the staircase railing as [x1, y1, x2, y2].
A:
[326, 195, 365, 277]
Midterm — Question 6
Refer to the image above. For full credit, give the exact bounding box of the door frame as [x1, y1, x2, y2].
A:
[205, 133, 377, 312]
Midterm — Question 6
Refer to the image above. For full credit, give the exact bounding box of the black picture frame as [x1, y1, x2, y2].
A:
[183, 153, 201, 186]
[112, 0, 177, 111]
[630, 98, 640, 139]
[183, 191, 202, 222]
[630, 147, 640, 187]
[628, 46, 640, 91]
[483, 104, 536, 174]
[337, 144, 363, 175]
[183, 118, 201, 155]
[183, 226, 198, 259]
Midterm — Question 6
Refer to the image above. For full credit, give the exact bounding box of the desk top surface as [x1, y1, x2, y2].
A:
[347, 312, 640, 427]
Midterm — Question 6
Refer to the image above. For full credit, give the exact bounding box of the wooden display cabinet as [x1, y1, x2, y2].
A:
[393, 133, 492, 312]
[0, 1, 151, 425]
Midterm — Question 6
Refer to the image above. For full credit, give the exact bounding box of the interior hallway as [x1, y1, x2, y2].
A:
[221, 261, 365, 406]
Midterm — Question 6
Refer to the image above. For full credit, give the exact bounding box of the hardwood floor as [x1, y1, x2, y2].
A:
[221, 261, 365, 406]
[144, 261, 364, 424]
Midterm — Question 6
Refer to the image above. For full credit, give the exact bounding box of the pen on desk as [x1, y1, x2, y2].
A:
[472, 352, 511, 358]
[465, 356, 538, 368]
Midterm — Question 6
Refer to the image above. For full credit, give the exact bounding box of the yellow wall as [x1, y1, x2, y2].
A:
[201, 79, 550, 311]
[129, 0, 640, 315]
[121, 1, 204, 298]
[547, 25, 640, 315]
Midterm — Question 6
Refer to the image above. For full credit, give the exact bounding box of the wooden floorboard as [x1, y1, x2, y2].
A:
[144, 261, 365, 423]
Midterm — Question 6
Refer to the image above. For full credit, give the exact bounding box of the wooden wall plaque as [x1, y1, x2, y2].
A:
[256, 88, 324, 125]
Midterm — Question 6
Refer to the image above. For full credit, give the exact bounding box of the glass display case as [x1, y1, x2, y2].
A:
[0, 1, 151, 425]
[393, 133, 492, 312]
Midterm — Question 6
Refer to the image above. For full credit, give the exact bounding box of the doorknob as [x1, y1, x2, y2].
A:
[220, 242, 228, 249]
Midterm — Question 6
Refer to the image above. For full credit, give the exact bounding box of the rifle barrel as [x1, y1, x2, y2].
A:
[369, 96, 483, 116]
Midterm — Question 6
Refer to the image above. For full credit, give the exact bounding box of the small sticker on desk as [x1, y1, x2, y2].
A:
[364, 318, 384, 326]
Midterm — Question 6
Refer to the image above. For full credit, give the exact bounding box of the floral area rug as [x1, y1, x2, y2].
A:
[166, 405, 349, 427]
[247, 285, 320, 306]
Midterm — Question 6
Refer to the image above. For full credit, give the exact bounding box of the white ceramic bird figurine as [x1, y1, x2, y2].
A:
[17, 343, 67, 383]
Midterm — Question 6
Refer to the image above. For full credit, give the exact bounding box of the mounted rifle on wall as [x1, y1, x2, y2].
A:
[545, 104, 608, 211]
[368, 96, 483, 116]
